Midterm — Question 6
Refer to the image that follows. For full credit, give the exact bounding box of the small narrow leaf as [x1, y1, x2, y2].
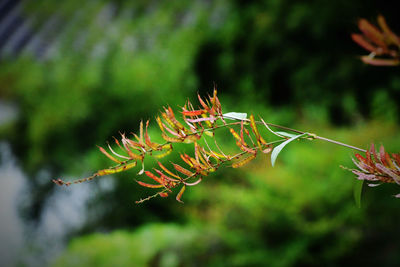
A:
[173, 163, 194, 177]
[249, 114, 261, 149]
[271, 133, 307, 167]
[182, 109, 206, 116]
[153, 148, 172, 159]
[157, 162, 181, 179]
[176, 185, 186, 203]
[232, 154, 256, 168]
[98, 146, 122, 164]
[96, 161, 137, 176]
[136, 180, 164, 188]
[223, 112, 247, 121]
[354, 179, 364, 208]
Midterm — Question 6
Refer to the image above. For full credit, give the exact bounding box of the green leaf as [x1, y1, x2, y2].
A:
[354, 179, 364, 208]
[271, 133, 307, 167]
[274, 131, 298, 138]
[222, 112, 247, 121]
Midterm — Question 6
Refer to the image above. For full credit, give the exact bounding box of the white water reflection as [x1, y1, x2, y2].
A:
[0, 142, 25, 267]
[0, 142, 93, 266]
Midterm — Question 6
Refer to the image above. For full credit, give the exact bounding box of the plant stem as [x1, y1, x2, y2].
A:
[253, 119, 367, 153]
[313, 136, 367, 153]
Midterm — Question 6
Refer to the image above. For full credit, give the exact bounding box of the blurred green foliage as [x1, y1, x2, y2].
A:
[0, 0, 399, 266]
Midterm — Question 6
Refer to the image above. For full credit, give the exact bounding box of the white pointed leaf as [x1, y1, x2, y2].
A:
[274, 131, 298, 138]
[271, 133, 306, 167]
[222, 112, 247, 121]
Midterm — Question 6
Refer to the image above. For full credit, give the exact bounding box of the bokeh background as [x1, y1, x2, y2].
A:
[0, 0, 400, 266]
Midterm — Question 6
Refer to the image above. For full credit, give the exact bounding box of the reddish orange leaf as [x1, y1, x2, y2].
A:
[351, 34, 378, 53]
[180, 154, 194, 167]
[157, 162, 182, 179]
[145, 171, 164, 184]
[136, 180, 164, 188]
[198, 94, 210, 112]
[173, 163, 194, 177]
[182, 109, 206, 116]
[154, 169, 179, 182]
[358, 19, 387, 49]
[98, 146, 121, 164]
